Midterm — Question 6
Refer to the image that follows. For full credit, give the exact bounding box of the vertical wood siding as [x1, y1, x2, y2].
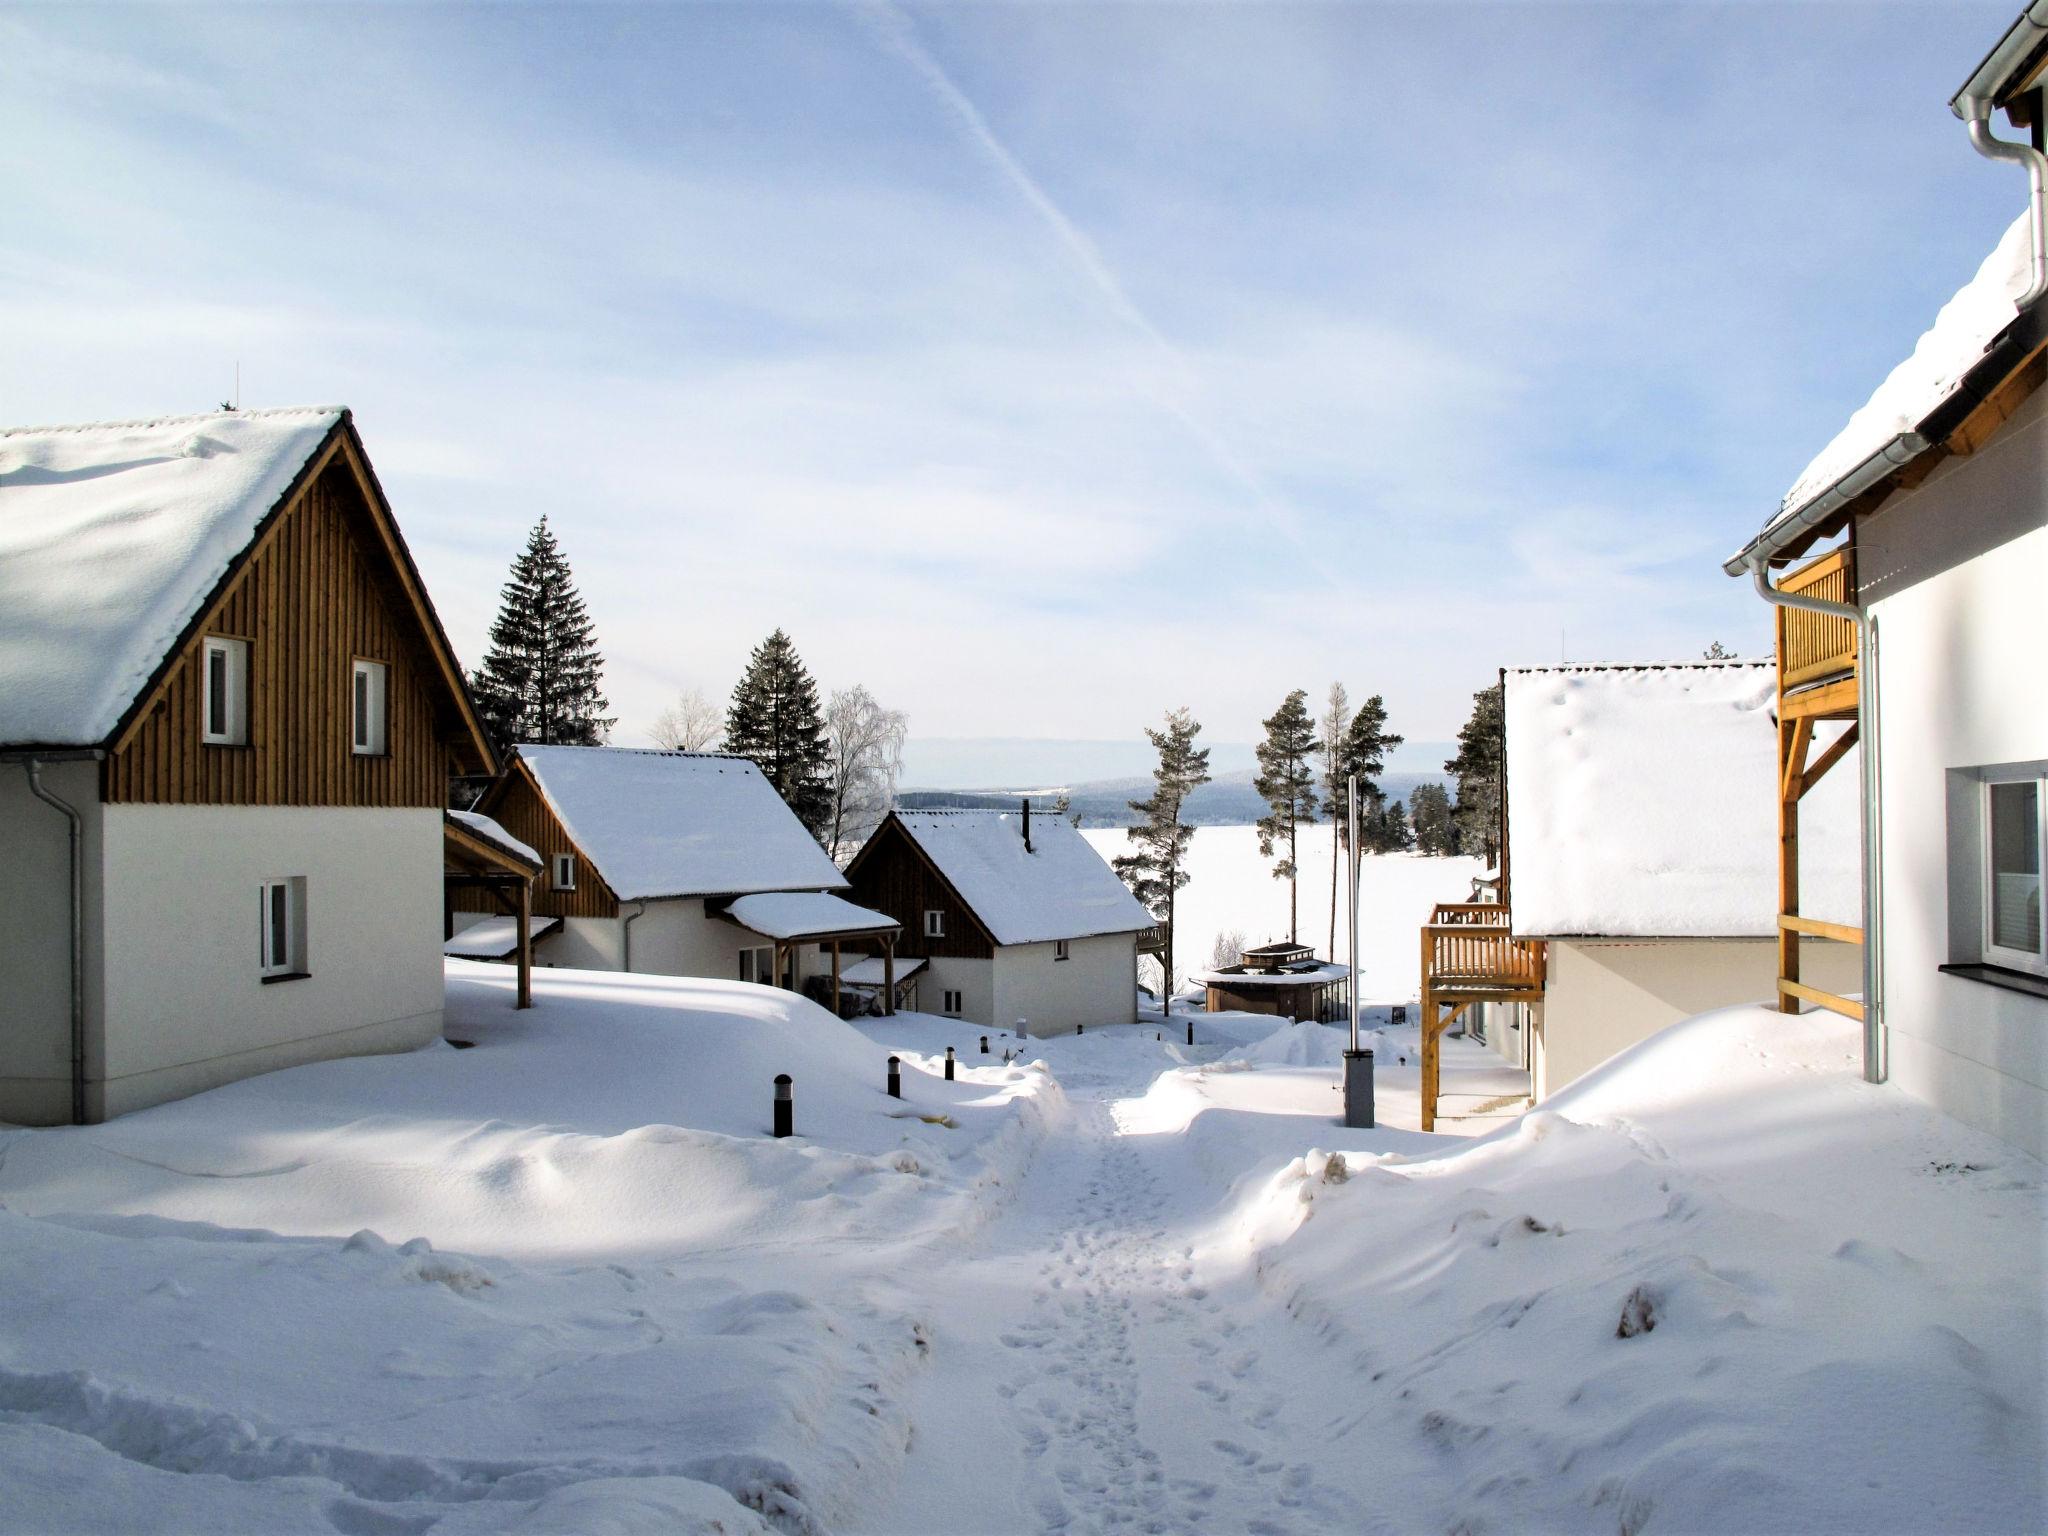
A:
[458, 769, 620, 919]
[845, 819, 995, 960]
[104, 465, 455, 808]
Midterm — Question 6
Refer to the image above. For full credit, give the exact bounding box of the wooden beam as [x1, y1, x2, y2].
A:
[1780, 675, 1859, 721]
[1777, 978, 1864, 1022]
[831, 940, 841, 1019]
[883, 937, 896, 1018]
[1798, 722, 1860, 800]
[516, 877, 533, 1011]
[1778, 715, 1802, 1013]
[1779, 912, 1864, 945]
[1779, 716, 1813, 804]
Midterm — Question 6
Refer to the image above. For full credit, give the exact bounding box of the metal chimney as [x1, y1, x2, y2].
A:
[1021, 796, 1033, 852]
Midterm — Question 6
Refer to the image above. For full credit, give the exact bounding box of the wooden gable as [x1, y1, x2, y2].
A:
[462, 758, 621, 920]
[843, 815, 997, 960]
[102, 420, 494, 807]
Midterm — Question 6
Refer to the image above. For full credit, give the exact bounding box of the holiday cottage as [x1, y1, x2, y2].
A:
[1419, 661, 1861, 1129]
[1721, 9, 2048, 1157]
[0, 407, 496, 1124]
[843, 806, 1152, 1035]
[454, 745, 903, 1004]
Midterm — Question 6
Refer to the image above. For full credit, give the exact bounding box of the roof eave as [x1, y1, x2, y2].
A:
[1951, 1, 2048, 117]
[1724, 300, 2046, 575]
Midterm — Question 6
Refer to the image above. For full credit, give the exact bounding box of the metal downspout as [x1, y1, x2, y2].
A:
[1963, 113, 2048, 308]
[1747, 561, 1885, 1083]
[623, 901, 648, 972]
[23, 760, 87, 1124]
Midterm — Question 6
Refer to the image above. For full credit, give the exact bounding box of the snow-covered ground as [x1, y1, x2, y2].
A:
[2, 962, 2041, 1534]
[1082, 824, 1484, 999]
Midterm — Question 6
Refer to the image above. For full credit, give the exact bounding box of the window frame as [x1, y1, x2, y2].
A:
[739, 945, 774, 985]
[924, 909, 945, 939]
[258, 877, 306, 981]
[552, 853, 577, 893]
[351, 658, 389, 757]
[1981, 773, 2047, 977]
[1054, 939, 1070, 963]
[201, 635, 250, 747]
[943, 989, 962, 1015]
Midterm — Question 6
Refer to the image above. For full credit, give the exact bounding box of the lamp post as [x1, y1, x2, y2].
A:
[1343, 772, 1375, 1128]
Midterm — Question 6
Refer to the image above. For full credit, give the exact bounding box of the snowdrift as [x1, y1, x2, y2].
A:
[1233, 1004, 2046, 1534]
[0, 962, 1057, 1534]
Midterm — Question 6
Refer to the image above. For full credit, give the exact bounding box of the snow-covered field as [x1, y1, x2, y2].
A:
[1, 961, 2041, 1534]
[1082, 824, 1484, 999]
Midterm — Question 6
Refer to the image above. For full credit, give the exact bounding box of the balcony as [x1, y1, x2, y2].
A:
[1419, 903, 1547, 1132]
[1777, 548, 1859, 720]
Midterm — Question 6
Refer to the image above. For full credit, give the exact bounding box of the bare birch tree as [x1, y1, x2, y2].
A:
[650, 687, 723, 752]
[824, 686, 908, 863]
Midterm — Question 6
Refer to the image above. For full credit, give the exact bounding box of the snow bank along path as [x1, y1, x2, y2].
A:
[1, 961, 2040, 1534]
[854, 1005, 2043, 1536]
[0, 963, 1059, 1535]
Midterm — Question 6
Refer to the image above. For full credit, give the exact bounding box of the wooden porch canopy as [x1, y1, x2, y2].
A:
[443, 810, 542, 1010]
[717, 892, 905, 1017]
[1419, 902, 1546, 1132]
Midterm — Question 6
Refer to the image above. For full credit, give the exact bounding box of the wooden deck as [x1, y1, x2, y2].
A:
[1419, 903, 1546, 1132]
[1773, 549, 1864, 1023]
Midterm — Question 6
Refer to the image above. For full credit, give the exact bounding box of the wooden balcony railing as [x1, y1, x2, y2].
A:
[1421, 903, 1547, 992]
[1778, 548, 1858, 689]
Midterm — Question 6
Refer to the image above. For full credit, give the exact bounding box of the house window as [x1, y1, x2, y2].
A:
[552, 853, 577, 892]
[1984, 776, 2045, 975]
[259, 877, 306, 980]
[1054, 939, 1070, 962]
[924, 910, 945, 939]
[943, 989, 962, 1015]
[740, 945, 775, 985]
[202, 636, 249, 746]
[351, 660, 389, 756]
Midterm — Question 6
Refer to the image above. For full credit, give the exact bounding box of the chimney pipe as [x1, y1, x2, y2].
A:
[1021, 796, 1033, 852]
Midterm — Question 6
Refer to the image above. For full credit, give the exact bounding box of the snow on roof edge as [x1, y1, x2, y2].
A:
[0, 404, 351, 442]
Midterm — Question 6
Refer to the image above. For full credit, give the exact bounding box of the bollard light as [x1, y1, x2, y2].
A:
[944, 1045, 955, 1082]
[980, 1035, 989, 1054]
[773, 1073, 793, 1138]
[1076, 1022, 1084, 1035]
[887, 1055, 901, 1099]
[1186, 1018, 1194, 1046]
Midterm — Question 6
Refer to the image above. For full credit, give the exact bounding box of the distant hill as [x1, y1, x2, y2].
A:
[898, 766, 1450, 828]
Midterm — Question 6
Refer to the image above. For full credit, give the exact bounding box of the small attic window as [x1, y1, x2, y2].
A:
[552, 854, 577, 892]
[202, 636, 249, 746]
[924, 909, 944, 939]
[352, 660, 388, 756]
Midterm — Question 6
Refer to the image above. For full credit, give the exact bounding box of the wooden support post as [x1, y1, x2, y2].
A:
[831, 940, 842, 1018]
[883, 937, 896, 1018]
[1777, 711, 1809, 1014]
[1420, 922, 1437, 1132]
[444, 882, 455, 942]
[515, 877, 532, 1011]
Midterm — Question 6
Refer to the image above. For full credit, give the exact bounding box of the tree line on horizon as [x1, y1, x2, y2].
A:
[463, 516, 904, 862]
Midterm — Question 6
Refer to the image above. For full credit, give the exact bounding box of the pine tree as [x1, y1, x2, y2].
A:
[725, 630, 834, 841]
[1445, 681, 1505, 866]
[469, 515, 613, 747]
[1253, 689, 1319, 943]
[1334, 694, 1403, 855]
[1410, 782, 1456, 855]
[1113, 709, 1211, 1017]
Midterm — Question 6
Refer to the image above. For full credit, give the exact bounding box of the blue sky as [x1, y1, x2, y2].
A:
[0, 1, 2025, 774]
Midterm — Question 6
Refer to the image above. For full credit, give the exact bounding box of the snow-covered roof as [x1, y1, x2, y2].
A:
[1504, 662, 1860, 938]
[0, 407, 345, 748]
[838, 955, 927, 987]
[1196, 962, 1350, 988]
[1753, 212, 2033, 555]
[515, 746, 848, 902]
[448, 809, 540, 867]
[887, 809, 1154, 946]
[725, 891, 900, 941]
[442, 915, 562, 959]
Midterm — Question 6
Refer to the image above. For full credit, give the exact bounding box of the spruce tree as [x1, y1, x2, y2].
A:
[1410, 782, 1456, 855]
[1113, 708, 1212, 1016]
[1376, 798, 1413, 852]
[1333, 694, 1403, 855]
[470, 515, 613, 747]
[1446, 681, 1505, 866]
[725, 630, 834, 841]
[1253, 689, 1319, 943]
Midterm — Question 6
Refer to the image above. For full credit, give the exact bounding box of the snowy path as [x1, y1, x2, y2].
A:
[851, 1040, 1377, 1536]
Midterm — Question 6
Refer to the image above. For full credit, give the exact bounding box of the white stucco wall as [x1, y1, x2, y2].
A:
[1533, 937, 1861, 1101]
[92, 805, 444, 1120]
[0, 759, 106, 1125]
[995, 933, 1139, 1037]
[1857, 387, 2047, 1159]
[525, 899, 831, 987]
[918, 957, 996, 1028]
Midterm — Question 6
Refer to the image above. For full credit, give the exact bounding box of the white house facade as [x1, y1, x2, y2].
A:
[0, 407, 498, 1124]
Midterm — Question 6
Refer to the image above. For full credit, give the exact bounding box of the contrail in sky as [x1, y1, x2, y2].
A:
[854, 1, 1307, 544]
